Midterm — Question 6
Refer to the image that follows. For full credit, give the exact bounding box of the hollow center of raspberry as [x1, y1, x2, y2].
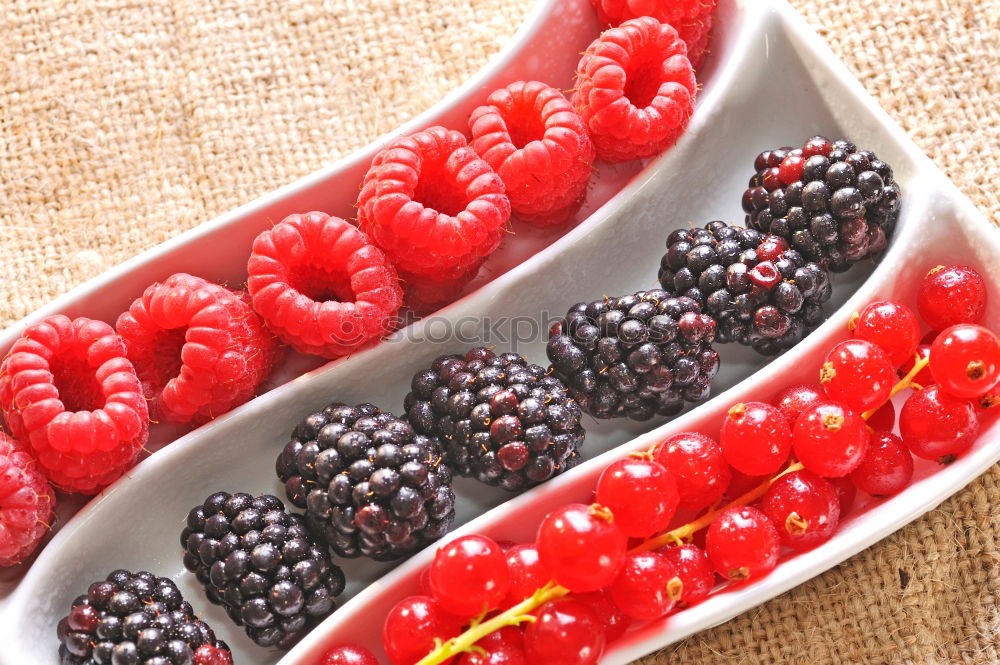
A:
[504, 107, 546, 149]
[290, 264, 356, 303]
[624, 48, 666, 108]
[413, 168, 469, 217]
[148, 328, 186, 391]
[50, 353, 105, 412]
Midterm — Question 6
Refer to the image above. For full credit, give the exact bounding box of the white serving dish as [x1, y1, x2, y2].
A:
[2, 0, 999, 664]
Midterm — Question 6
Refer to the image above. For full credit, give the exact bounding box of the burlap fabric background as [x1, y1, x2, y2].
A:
[2, 1, 998, 662]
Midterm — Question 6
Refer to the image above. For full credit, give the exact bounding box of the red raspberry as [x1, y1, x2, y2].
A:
[247, 212, 403, 358]
[0, 315, 149, 494]
[572, 17, 697, 162]
[116, 274, 278, 425]
[357, 126, 511, 309]
[0, 431, 55, 566]
[590, 0, 717, 68]
[470, 81, 594, 227]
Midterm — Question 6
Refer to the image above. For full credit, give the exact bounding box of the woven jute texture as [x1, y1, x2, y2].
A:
[2, 1, 999, 663]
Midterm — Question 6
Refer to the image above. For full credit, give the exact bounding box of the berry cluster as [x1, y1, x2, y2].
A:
[360, 263, 997, 665]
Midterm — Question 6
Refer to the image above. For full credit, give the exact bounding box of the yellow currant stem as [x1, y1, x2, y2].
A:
[414, 583, 570, 665]
[861, 351, 931, 421]
[634, 460, 805, 552]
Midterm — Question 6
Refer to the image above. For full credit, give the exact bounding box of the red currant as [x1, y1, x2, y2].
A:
[383, 596, 463, 665]
[774, 383, 826, 423]
[720, 402, 792, 475]
[899, 385, 979, 462]
[723, 468, 766, 501]
[849, 300, 921, 367]
[458, 629, 526, 665]
[322, 644, 381, 665]
[574, 589, 631, 643]
[977, 391, 1000, 413]
[866, 399, 896, 432]
[917, 265, 987, 330]
[595, 455, 678, 538]
[820, 340, 895, 412]
[418, 566, 432, 596]
[929, 324, 1000, 399]
[849, 430, 913, 496]
[652, 432, 731, 510]
[608, 551, 680, 621]
[899, 343, 933, 385]
[761, 470, 839, 551]
[826, 475, 856, 514]
[659, 544, 714, 607]
[500, 544, 548, 609]
[705, 506, 780, 581]
[523, 599, 605, 665]
[536, 504, 627, 593]
[793, 402, 869, 477]
[430, 535, 510, 617]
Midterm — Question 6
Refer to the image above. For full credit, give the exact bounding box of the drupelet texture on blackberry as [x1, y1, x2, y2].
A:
[57, 569, 232, 665]
[276, 403, 455, 561]
[403, 348, 585, 492]
[181, 492, 345, 648]
[742, 136, 901, 271]
[547, 290, 720, 420]
[657, 221, 833, 356]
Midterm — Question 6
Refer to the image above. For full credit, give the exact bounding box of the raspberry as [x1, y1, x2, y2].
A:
[469, 81, 594, 227]
[357, 126, 511, 309]
[572, 17, 697, 162]
[247, 212, 403, 358]
[0, 315, 149, 494]
[116, 273, 277, 425]
[591, 0, 718, 69]
[0, 431, 55, 566]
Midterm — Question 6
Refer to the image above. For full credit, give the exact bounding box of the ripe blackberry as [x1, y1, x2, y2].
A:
[403, 348, 585, 492]
[546, 290, 720, 420]
[276, 403, 455, 561]
[56, 569, 232, 665]
[742, 136, 901, 271]
[657, 221, 833, 355]
[181, 492, 345, 648]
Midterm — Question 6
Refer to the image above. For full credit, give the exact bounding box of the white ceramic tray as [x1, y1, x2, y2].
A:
[2, 0, 999, 663]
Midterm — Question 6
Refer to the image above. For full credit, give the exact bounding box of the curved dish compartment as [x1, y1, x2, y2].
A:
[3, 1, 997, 665]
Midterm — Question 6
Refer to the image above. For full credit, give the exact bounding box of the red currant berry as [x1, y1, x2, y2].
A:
[574, 589, 631, 643]
[899, 385, 979, 462]
[523, 599, 605, 665]
[720, 402, 792, 475]
[659, 544, 714, 607]
[705, 506, 780, 581]
[417, 566, 432, 596]
[536, 504, 627, 593]
[826, 475, 856, 514]
[322, 644, 381, 665]
[774, 383, 826, 423]
[899, 343, 933, 385]
[595, 454, 678, 538]
[458, 629, 526, 665]
[761, 470, 839, 551]
[652, 432, 731, 510]
[383, 596, 463, 665]
[866, 399, 896, 432]
[977, 391, 1000, 413]
[849, 300, 921, 367]
[608, 551, 680, 621]
[917, 265, 987, 330]
[793, 402, 869, 477]
[820, 340, 895, 412]
[723, 468, 767, 501]
[929, 324, 1000, 399]
[849, 430, 913, 496]
[779, 153, 805, 184]
[500, 544, 548, 609]
[430, 535, 510, 617]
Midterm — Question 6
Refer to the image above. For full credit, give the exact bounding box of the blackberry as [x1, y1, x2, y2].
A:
[276, 403, 455, 561]
[181, 492, 345, 648]
[403, 348, 585, 492]
[56, 569, 232, 665]
[742, 135, 901, 271]
[657, 221, 833, 355]
[546, 290, 720, 420]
